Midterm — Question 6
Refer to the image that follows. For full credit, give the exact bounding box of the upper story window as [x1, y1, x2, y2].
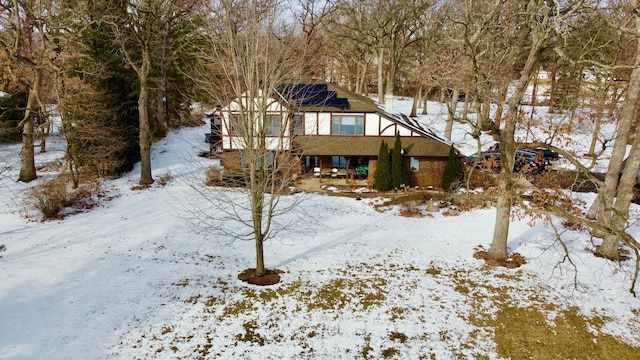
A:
[332, 115, 364, 135]
[292, 114, 304, 135]
[264, 114, 281, 136]
[228, 114, 243, 136]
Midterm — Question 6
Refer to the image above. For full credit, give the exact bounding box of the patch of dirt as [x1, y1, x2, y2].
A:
[238, 268, 282, 285]
[473, 245, 527, 268]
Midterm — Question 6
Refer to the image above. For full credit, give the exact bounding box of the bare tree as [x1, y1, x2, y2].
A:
[431, 0, 586, 261]
[57, 80, 130, 188]
[191, 0, 310, 281]
[104, 0, 185, 184]
[588, 0, 640, 260]
[327, 0, 433, 103]
[0, 0, 55, 182]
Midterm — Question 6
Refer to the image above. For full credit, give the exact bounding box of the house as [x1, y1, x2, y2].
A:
[216, 82, 455, 188]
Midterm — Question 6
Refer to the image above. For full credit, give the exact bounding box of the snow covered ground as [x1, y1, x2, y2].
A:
[0, 98, 639, 359]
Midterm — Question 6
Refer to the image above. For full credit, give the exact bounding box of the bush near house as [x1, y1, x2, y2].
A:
[442, 145, 464, 191]
[374, 140, 392, 191]
[391, 132, 409, 189]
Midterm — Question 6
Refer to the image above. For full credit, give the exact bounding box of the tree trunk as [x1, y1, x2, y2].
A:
[444, 88, 458, 140]
[18, 74, 41, 183]
[138, 55, 154, 185]
[594, 13, 640, 257]
[18, 116, 36, 182]
[39, 129, 46, 153]
[255, 231, 266, 276]
[548, 61, 558, 112]
[359, 61, 368, 95]
[588, 106, 602, 157]
[462, 86, 470, 121]
[530, 69, 539, 106]
[488, 196, 511, 258]
[153, 20, 170, 137]
[250, 155, 267, 277]
[597, 140, 640, 259]
[377, 48, 384, 102]
[487, 2, 549, 260]
[422, 89, 428, 115]
[493, 82, 509, 125]
[410, 92, 417, 117]
[154, 82, 168, 135]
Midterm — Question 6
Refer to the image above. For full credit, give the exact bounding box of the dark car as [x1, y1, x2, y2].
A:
[463, 144, 546, 174]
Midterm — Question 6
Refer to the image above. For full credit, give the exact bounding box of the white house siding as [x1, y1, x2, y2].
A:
[220, 94, 291, 151]
[265, 136, 290, 150]
[379, 118, 397, 136]
[223, 136, 289, 151]
[317, 113, 331, 135]
[304, 113, 318, 135]
[365, 113, 380, 136]
[397, 126, 412, 136]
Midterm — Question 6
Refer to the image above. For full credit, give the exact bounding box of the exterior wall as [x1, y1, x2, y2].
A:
[367, 156, 447, 188]
[221, 151, 302, 176]
[304, 113, 318, 135]
[221, 94, 290, 152]
[367, 158, 377, 186]
[397, 126, 412, 136]
[410, 157, 447, 188]
[317, 113, 331, 135]
[365, 113, 380, 135]
[220, 151, 242, 170]
[380, 118, 397, 136]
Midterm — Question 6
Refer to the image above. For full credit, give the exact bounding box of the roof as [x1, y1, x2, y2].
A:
[294, 135, 452, 157]
[274, 81, 452, 147]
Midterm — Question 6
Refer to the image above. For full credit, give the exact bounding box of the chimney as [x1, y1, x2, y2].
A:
[385, 92, 394, 113]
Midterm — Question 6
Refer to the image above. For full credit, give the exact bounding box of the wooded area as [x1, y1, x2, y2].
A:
[1, 0, 639, 288]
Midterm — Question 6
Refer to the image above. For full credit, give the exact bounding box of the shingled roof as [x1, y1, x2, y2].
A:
[293, 135, 451, 157]
[274, 81, 451, 147]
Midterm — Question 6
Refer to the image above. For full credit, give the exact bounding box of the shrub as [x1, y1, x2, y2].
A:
[391, 132, 409, 189]
[28, 177, 74, 220]
[158, 172, 172, 186]
[374, 140, 391, 191]
[27, 176, 101, 220]
[442, 145, 463, 191]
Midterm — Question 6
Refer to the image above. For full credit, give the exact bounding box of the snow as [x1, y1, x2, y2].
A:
[0, 97, 639, 359]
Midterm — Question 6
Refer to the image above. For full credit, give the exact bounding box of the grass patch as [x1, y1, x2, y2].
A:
[127, 263, 638, 359]
[491, 307, 638, 360]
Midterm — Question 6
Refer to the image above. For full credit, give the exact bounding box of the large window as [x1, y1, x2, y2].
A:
[332, 115, 364, 135]
[264, 114, 282, 136]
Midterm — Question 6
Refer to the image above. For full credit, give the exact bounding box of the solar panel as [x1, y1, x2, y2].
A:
[276, 83, 348, 108]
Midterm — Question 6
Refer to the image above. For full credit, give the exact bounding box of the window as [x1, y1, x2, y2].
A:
[228, 114, 243, 136]
[264, 114, 281, 136]
[292, 114, 304, 135]
[304, 155, 319, 168]
[410, 157, 420, 171]
[332, 115, 364, 135]
[241, 151, 274, 169]
[332, 156, 347, 168]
